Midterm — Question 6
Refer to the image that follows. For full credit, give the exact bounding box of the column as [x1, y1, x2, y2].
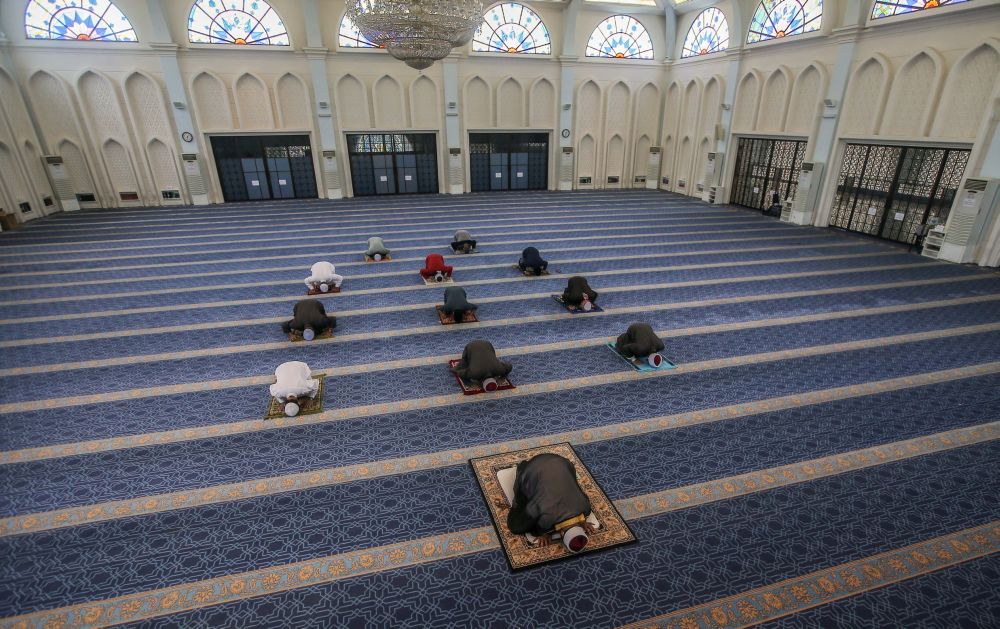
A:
[302, 0, 345, 199]
[442, 58, 464, 194]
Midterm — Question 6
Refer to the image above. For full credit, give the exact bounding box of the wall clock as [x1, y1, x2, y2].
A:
[181, 131, 194, 143]
[561, 129, 570, 138]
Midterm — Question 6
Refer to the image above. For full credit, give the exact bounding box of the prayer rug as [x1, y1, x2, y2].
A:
[512, 264, 549, 277]
[436, 306, 479, 325]
[422, 274, 455, 286]
[469, 442, 637, 571]
[287, 328, 334, 343]
[448, 359, 515, 395]
[264, 374, 326, 420]
[307, 285, 341, 296]
[605, 342, 677, 372]
[364, 254, 391, 262]
[552, 294, 604, 313]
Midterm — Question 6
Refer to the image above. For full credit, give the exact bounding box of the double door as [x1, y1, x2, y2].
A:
[829, 143, 971, 244]
[470, 133, 548, 192]
[347, 133, 438, 196]
[211, 135, 317, 202]
[730, 137, 807, 210]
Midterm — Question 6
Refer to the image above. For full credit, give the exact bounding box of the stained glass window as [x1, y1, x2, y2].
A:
[746, 0, 822, 44]
[872, 0, 968, 19]
[681, 8, 729, 58]
[473, 3, 551, 54]
[187, 0, 288, 46]
[24, 0, 137, 42]
[339, 12, 379, 48]
[586, 15, 654, 59]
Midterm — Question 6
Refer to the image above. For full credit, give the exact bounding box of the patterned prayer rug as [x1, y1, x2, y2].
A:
[605, 342, 677, 372]
[364, 254, 391, 262]
[447, 359, 515, 395]
[264, 374, 326, 419]
[436, 306, 479, 325]
[552, 294, 604, 313]
[469, 442, 637, 571]
[287, 328, 334, 343]
[422, 274, 455, 286]
[512, 264, 549, 277]
[307, 285, 342, 296]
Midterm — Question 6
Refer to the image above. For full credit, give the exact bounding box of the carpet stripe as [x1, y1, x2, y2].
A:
[2, 323, 997, 465]
[0, 257, 948, 326]
[1, 427, 993, 627]
[3, 363, 995, 536]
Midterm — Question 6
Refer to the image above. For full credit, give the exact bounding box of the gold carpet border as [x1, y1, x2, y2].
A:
[0, 212, 748, 261]
[619, 521, 1000, 629]
[3, 290, 996, 401]
[10, 193, 696, 234]
[2, 324, 996, 466]
[1, 426, 994, 628]
[2, 356, 997, 536]
[0, 196, 702, 249]
[0, 255, 941, 327]
[0, 232, 838, 295]
[0, 259, 945, 347]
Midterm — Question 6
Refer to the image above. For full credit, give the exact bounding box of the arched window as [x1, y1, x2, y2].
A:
[682, 8, 730, 58]
[339, 13, 378, 48]
[586, 15, 654, 59]
[872, 0, 968, 19]
[25, 0, 137, 42]
[187, 0, 288, 46]
[472, 3, 551, 54]
[747, 0, 822, 44]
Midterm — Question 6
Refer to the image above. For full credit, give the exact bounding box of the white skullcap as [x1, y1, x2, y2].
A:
[303, 328, 315, 341]
[562, 526, 589, 552]
[284, 402, 300, 417]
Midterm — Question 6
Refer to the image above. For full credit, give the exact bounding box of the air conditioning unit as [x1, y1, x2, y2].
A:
[708, 185, 724, 204]
[785, 161, 824, 225]
[937, 178, 1000, 263]
[701, 152, 717, 202]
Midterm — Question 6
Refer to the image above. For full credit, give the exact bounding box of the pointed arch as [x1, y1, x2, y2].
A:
[497, 77, 525, 128]
[575, 80, 602, 139]
[606, 81, 632, 137]
[586, 15, 654, 59]
[873, 0, 969, 19]
[102, 138, 139, 199]
[682, 8, 729, 58]
[147, 138, 183, 199]
[235, 73, 274, 129]
[464, 76, 492, 128]
[841, 55, 891, 136]
[191, 71, 234, 130]
[932, 42, 1000, 139]
[25, 0, 137, 42]
[881, 50, 943, 137]
[732, 71, 761, 131]
[336, 74, 370, 129]
[578, 134, 596, 181]
[681, 79, 702, 135]
[21, 140, 54, 202]
[58, 139, 97, 200]
[529, 78, 556, 128]
[124, 71, 172, 141]
[28, 71, 80, 146]
[276, 73, 311, 129]
[633, 135, 652, 180]
[699, 76, 723, 139]
[374, 75, 406, 128]
[747, 0, 823, 44]
[757, 67, 792, 132]
[663, 82, 682, 142]
[77, 69, 129, 142]
[411, 76, 440, 129]
[473, 3, 551, 55]
[786, 63, 827, 134]
[606, 134, 625, 186]
[635, 82, 660, 141]
[187, 0, 288, 46]
[0, 142, 31, 208]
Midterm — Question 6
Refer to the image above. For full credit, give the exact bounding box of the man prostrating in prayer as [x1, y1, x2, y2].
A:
[506, 453, 598, 552]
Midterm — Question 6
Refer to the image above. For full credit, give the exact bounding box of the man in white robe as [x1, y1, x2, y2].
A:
[268, 361, 320, 417]
[305, 261, 344, 292]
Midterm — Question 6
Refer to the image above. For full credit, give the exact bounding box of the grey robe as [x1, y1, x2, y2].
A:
[441, 286, 478, 315]
[615, 322, 665, 358]
[365, 237, 390, 256]
[452, 340, 512, 383]
[507, 453, 592, 536]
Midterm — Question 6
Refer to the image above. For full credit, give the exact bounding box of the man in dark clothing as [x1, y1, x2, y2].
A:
[281, 299, 336, 341]
[451, 229, 477, 253]
[507, 453, 596, 552]
[518, 247, 548, 276]
[451, 340, 512, 388]
[441, 286, 478, 323]
[764, 190, 781, 217]
[616, 322, 666, 367]
[562, 276, 598, 310]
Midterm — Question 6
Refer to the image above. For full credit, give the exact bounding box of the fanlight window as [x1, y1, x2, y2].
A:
[25, 0, 137, 42]
[472, 3, 551, 54]
[747, 0, 822, 44]
[339, 12, 379, 48]
[586, 15, 654, 59]
[682, 8, 729, 58]
[187, 0, 289, 46]
[872, 0, 968, 19]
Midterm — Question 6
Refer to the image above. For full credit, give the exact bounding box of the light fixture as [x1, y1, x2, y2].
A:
[346, 1, 484, 70]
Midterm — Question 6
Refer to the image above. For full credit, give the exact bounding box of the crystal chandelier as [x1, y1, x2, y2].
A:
[346, 1, 484, 70]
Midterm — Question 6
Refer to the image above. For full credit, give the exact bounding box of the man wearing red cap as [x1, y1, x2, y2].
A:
[507, 453, 597, 553]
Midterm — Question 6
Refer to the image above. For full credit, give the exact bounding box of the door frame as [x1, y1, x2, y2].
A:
[340, 129, 444, 199]
[726, 133, 809, 210]
[201, 130, 321, 204]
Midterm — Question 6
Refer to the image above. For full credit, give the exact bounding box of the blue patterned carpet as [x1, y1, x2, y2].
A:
[0, 190, 998, 628]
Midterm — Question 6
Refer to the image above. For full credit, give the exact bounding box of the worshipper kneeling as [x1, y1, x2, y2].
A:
[439, 286, 478, 324]
[269, 361, 319, 417]
[518, 246, 548, 276]
[451, 340, 512, 392]
[365, 236, 391, 261]
[562, 276, 599, 311]
[282, 298, 336, 341]
[420, 253, 454, 283]
[305, 261, 343, 294]
[507, 453, 598, 552]
[451, 229, 477, 254]
[616, 322, 667, 368]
